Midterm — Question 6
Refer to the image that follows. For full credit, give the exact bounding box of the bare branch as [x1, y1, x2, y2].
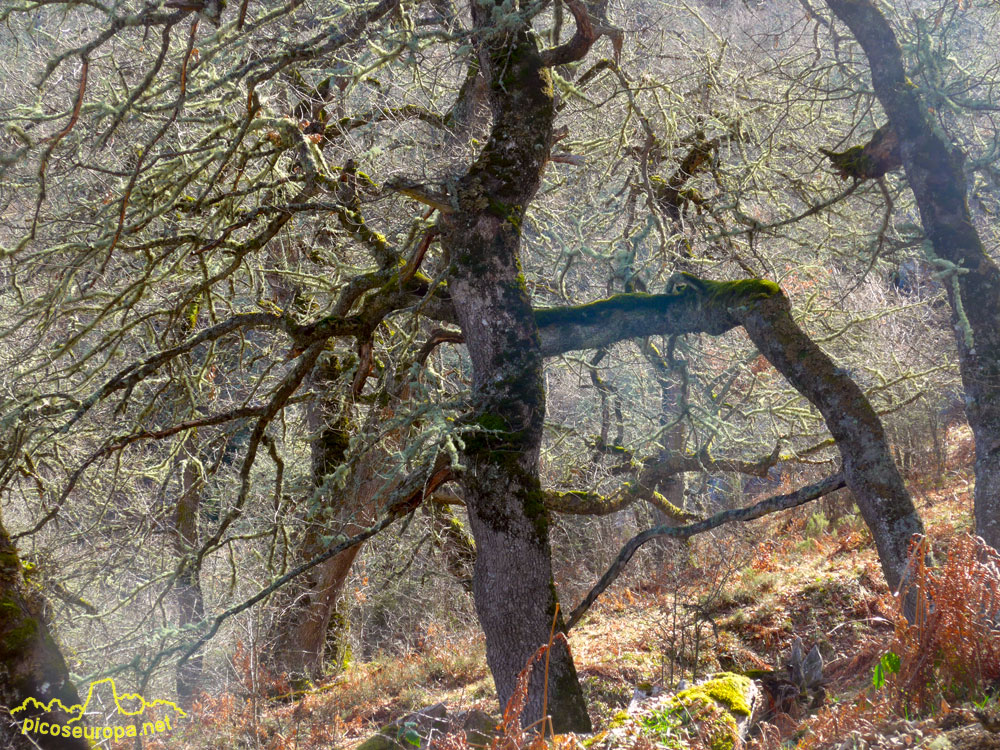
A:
[565, 472, 847, 629]
[540, 0, 596, 68]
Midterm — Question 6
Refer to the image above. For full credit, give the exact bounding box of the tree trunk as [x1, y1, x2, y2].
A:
[738, 292, 924, 595]
[437, 7, 591, 733]
[266, 534, 362, 683]
[265, 405, 365, 684]
[1, 513, 88, 749]
[825, 0, 1000, 551]
[174, 438, 206, 708]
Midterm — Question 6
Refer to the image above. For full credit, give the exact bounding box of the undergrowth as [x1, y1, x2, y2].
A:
[887, 534, 1000, 713]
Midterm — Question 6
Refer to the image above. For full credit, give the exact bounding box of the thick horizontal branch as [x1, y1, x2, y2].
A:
[640, 444, 783, 483]
[544, 485, 697, 522]
[564, 471, 847, 629]
[535, 284, 735, 357]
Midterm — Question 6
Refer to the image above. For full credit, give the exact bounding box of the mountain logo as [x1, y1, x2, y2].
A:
[12, 678, 186, 742]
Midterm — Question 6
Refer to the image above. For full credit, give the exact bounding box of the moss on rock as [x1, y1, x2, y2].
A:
[674, 673, 753, 717]
[636, 673, 756, 750]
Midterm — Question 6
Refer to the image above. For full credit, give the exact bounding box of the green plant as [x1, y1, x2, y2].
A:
[972, 693, 994, 710]
[871, 651, 901, 690]
[804, 511, 830, 539]
[639, 708, 686, 749]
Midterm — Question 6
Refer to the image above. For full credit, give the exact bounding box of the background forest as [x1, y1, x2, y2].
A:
[2, 0, 1000, 748]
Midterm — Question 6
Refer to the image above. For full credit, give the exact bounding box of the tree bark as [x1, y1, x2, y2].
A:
[264, 405, 367, 683]
[1, 512, 89, 749]
[737, 291, 923, 594]
[437, 5, 591, 733]
[825, 0, 1000, 551]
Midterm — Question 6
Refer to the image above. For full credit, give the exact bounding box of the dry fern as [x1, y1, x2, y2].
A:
[888, 534, 1000, 713]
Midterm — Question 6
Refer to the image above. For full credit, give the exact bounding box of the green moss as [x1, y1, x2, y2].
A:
[675, 673, 753, 716]
[522, 485, 550, 544]
[488, 198, 523, 230]
[328, 599, 352, 672]
[679, 274, 780, 309]
[638, 673, 753, 750]
[0, 596, 19, 621]
[0, 597, 38, 656]
[608, 710, 630, 729]
[0, 548, 20, 570]
[475, 413, 508, 432]
[820, 144, 873, 178]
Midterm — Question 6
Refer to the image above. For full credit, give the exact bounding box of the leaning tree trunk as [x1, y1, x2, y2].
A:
[0, 512, 89, 749]
[534, 276, 925, 601]
[738, 290, 924, 594]
[264, 402, 366, 684]
[825, 0, 1000, 551]
[436, 8, 592, 733]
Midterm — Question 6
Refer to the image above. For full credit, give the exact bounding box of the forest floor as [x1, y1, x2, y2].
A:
[154, 424, 1000, 750]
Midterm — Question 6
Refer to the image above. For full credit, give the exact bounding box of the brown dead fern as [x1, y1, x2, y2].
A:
[889, 534, 1000, 713]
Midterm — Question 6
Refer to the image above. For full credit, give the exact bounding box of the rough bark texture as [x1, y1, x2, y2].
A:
[825, 0, 1000, 551]
[536, 277, 923, 597]
[0, 514, 88, 749]
[436, 5, 591, 732]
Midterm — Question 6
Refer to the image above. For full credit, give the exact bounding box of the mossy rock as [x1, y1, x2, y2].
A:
[633, 673, 759, 750]
[460, 709, 498, 748]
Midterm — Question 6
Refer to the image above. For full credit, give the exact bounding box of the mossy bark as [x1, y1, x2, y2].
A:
[826, 0, 1000, 552]
[426, 501, 475, 592]
[0, 512, 88, 749]
[737, 292, 923, 598]
[437, 7, 590, 733]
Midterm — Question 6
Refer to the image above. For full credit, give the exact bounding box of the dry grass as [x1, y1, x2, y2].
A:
[147, 422, 999, 750]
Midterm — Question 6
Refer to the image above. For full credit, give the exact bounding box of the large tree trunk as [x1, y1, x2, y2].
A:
[437, 5, 592, 733]
[825, 0, 1000, 551]
[0, 513, 88, 749]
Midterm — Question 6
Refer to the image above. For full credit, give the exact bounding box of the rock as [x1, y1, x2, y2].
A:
[629, 672, 760, 750]
[946, 723, 1000, 750]
[459, 709, 498, 748]
[356, 702, 449, 750]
